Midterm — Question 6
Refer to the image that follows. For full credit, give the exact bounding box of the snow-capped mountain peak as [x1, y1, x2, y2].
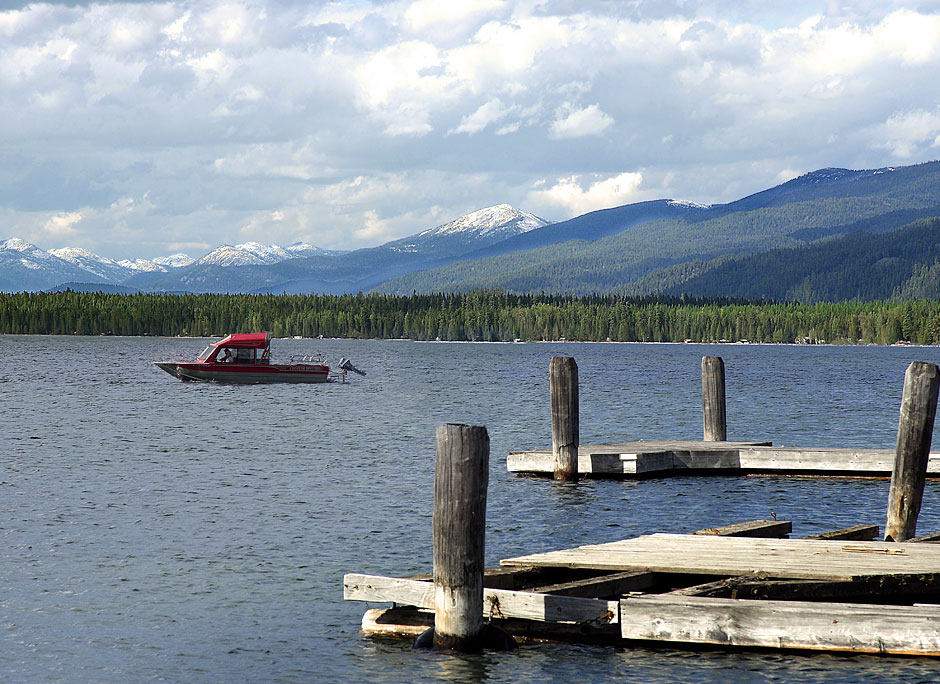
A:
[152, 253, 194, 268]
[198, 242, 315, 266]
[418, 204, 548, 240]
[49, 247, 132, 281]
[118, 259, 167, 273]
[3, 237, 37, 252]
[667, 199, 711, 209]
[236, 242, 291, 264]
[2, 237, 60, 263]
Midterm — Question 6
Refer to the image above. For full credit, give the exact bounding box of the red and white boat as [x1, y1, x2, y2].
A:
[155, 332, 340, 383]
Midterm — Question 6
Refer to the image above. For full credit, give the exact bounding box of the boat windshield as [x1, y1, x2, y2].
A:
[196, 345, 213, 361]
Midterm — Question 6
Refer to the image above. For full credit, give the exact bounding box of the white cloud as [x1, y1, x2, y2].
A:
[3, 1, 940, 257]
[450, 98, 510, 135]
[404, 0, 505, 43]
[526, 172, 645, 218]
[549, 103, 614, 139]
[44, 211, 82, 236]
[871, 108, 940, 158]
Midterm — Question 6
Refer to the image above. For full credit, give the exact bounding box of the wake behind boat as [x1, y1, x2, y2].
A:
[154, 332, 364, 384]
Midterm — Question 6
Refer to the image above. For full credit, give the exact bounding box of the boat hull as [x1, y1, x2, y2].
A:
[154, 361, 330, 384]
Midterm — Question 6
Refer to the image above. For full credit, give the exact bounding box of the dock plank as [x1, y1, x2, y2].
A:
[343, 573, 619, 625]
[507, 441, 940, 478]
[620, 595, 940, 655]
[501, 534, 940, 581]
[694, 520, 791, 538]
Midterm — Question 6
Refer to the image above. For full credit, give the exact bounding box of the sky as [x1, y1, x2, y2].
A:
[3, 0, 940, 260]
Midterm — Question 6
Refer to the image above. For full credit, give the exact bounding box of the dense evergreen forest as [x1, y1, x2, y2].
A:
[623, 217, 940, 302]
[3, 291, 940, 345]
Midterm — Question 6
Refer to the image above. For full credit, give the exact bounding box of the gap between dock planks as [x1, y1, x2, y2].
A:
[507, 440, 940, 478]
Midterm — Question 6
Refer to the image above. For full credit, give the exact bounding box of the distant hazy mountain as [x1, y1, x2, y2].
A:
[48, 247, 133, 283]
[8, 162, 940, 299]
[129, 204, 550, 294]
[198, 242, 292, 266]
[118, 258, 168, 273]
[0, 238, 105, 292]
[152, 253, 195, 268]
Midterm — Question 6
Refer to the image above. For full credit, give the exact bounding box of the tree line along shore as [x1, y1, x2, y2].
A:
[1, 291, 939, 345]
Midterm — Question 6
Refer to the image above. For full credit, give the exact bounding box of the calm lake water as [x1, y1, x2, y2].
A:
[3, 336, 940, 683]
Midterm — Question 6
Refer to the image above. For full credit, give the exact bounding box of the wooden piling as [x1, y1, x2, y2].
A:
[431, 424, 489, 651]
[702, 356, 727, 442]
[550, 356, 579, 481]
[885, 362, 940, 542]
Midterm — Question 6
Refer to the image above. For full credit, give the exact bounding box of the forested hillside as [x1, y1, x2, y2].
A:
[375, 178, 940, 295]
[3, 291, 940, 345]
[624, 217, 940, 301]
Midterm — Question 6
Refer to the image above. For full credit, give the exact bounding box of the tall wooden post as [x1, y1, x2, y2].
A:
[702, 356, 727, 442]
[432, 424, 488, 651]
[885, 362, 939, 542]
[550, 356, 579, 481]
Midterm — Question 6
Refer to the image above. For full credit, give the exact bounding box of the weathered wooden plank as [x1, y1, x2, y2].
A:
[694, 520, 791, 538]
[670, 577, 746, 597]
[361, 606, 622, 644]
[344, 574, 619, 625]
[910, 531, 940, 543]
[671, 573, 940, 601]
[806, 524, 879, 541]
[502, 534, 940, 581]
[620, 595, 940, 655]
[508, 441, 770, 476]
[528, 571, 657, 598]
[739, 447, 940, 473]
[362, 607, 434, 637]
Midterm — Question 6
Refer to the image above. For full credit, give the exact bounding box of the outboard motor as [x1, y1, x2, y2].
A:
[338, 358, 366, 376]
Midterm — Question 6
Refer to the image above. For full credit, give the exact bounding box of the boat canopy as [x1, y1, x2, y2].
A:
[211, 332, 271, 349]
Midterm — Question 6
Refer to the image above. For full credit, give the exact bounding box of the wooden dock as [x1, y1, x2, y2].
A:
[344, 360, 940, 656]
[508, 440, 940, 478]
[344, 522, 940, 655]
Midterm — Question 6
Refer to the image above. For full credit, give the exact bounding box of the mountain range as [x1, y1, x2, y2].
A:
[4, 162, 940, 301]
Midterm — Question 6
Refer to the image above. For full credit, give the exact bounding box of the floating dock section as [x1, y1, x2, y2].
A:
[508, 440, 940, 478]
[344, 522, 940, 655]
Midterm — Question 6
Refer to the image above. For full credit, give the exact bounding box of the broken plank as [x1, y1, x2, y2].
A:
[528, 571, 657, 598]
[910, 531, 940, 543]
[670, 572, 940, 601]
[343, 573, 619, 625]
[694, 520, 791, 538]
[620, 594, 940, 655]
[805, 524, 879, 541]
[669, 577, 748, 597]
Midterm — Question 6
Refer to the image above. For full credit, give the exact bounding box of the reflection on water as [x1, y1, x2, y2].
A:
[2, 336, 940, 682]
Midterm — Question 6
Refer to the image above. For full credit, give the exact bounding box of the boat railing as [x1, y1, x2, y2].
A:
[288, 354, 326, 364]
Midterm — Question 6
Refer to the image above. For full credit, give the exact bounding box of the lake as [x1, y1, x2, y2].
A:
[2, 336, 940, 683]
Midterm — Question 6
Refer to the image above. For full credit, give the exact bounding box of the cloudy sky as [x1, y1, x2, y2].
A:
[3, 0, 940, 259]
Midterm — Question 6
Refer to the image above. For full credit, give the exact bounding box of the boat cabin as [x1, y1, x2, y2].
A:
[197, 332, 272, 364]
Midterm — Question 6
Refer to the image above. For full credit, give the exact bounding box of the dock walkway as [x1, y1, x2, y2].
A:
[507, 440, 940, 477]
